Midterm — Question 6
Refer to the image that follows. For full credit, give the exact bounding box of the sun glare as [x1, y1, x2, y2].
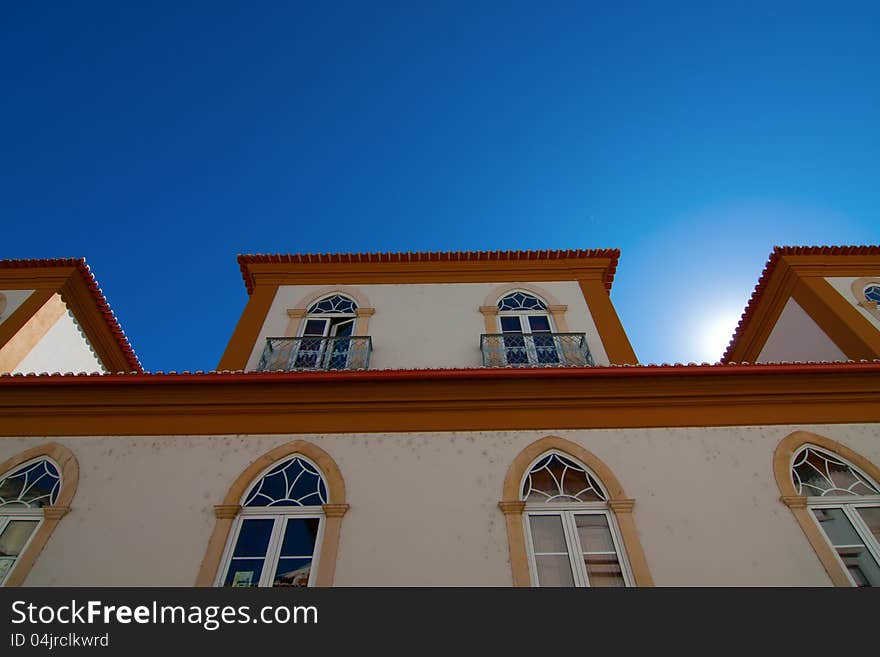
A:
[692, 310, 742, 364]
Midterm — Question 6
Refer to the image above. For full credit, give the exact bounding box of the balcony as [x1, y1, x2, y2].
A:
[480, 333, 594, 367]
[256, 336, 372, 372]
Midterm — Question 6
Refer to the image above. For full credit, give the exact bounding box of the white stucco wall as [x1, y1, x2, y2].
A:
[4, 422, 878, 586]
[0, 289, 34, 324]
[245, 282, 610, 370]
[757, 298, 847, 363]
[826, 276, 880, 331]
[12, 308, 106, 374]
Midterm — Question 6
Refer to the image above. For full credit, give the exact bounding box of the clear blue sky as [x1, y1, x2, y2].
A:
[2, 2, 877, 370]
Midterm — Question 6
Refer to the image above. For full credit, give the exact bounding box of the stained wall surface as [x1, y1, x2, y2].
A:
[3, 422, 878, 587]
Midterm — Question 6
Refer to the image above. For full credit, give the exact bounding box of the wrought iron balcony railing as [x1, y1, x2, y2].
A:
[256, 336, 372, 372]
[480, 332, 594, 367]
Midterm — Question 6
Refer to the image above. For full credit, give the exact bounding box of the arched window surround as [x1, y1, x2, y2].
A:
[0, 443, 78, 587]
[773, 430, 880, 587]
[498, 436, 653, 587]
[850, 277, 880, 323]
[284, 287, 375, 338]
[479, 283, 569, 334]
[196, 440, 348, 587]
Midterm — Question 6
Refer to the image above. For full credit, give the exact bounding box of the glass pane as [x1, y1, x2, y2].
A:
[856, 507, 880, 544]
[223, 558, 265, 587]
[279, 518, 320, 558]
[584, 554, 626, 587]
[273, 557, 313, 587]
[574, 514, 616, 553]
[0, 520, 39, 556]
[528, 515, 568, 553]
[231, 519, 274, 557]
[836, 547, 880, 587]
[535, 555, 575, 587]
[812, 508, 864, 547]
[302, 319, 327, 336]
[0, 557, 15, 583]
[792, 448, 879, 496]
[527, 316, 551, 332]
[500, 317, 522, 333]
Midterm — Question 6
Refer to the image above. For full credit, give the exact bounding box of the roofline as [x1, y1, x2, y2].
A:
[1, 359, 878, 385]
[237, 249, 621, 295]
[721, 245, 880, 363]
[0, 258, 142, 372]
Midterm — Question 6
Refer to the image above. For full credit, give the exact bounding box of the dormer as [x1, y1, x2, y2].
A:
[0, 259, 141, 374]
[723, 246, 880, 364]
[218, 249, 638, 372]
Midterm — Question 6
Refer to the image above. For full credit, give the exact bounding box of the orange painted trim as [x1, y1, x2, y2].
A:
[723, 247, 880, 363]
[499, 435, 653, 586]
[0, 290, 55, 360]
[196, 440, 347, 587]
[578, 279, 638, 364]
[217, 284, 278, 371]
[0, 443, 79, 587]
[1, 364, 879, 436]
[793, 278, 880, 360]
[772, 431, 880, 587]
[0, 294, 67, 372]
[0, 260, 141, 372]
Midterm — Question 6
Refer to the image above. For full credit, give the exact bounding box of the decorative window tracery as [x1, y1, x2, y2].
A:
[498, 292, 547, 312]
[308, 295, 357, 315]
[0, 459, 60, 509]
[218, 455, 328, 588]
[864, 284, 880, 304]
[522, 453, 606, 503]
[792, 447, 880, 497]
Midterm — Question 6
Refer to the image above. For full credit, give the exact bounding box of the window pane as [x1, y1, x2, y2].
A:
[574, 514, 616, 553]
[528, 515, 568, 553]
[836, 547, 880, 587]
[279, 518, 320, 558]
[302, 319, 327, 336]
[223, 559, 265, 587]
[232, 519, 274, 557]
[584, 554, 626, 588]
[812, 508, 864, 547]
[499, 317, 522, 333]
[527, 316, 551, 332]
[0, 520, 39, 556]
[856, 507, 880, 544]
[535, 555, 575, 587]
[273, 557, 312, 587]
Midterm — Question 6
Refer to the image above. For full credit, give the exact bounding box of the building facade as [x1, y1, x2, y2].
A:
[0, 248, 878, 587]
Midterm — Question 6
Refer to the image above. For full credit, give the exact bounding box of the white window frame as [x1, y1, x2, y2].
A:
[523, 504, 634, 587]
[519, 450, 634, 587]
[807, 495, 880, 587]
[0, 512, 44, 586]
[214, 508, 325, 588]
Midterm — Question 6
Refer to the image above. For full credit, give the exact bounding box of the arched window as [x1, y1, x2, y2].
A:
[216, 455, 329, 587]
[496, 291, 559, 365]
[0, 457, 61, 585]
[520, 450, 634, 587]
[864, 284, 880, 304]
[791, 445, 880, 586]
[293, 294, 359, 370]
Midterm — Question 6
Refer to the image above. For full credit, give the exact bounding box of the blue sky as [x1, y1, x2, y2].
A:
[2, 3, 877, 370]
